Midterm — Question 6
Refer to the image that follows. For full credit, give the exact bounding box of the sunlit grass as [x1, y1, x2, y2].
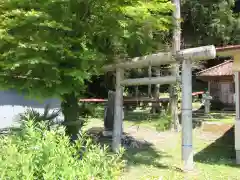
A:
[86, 109, 238, 180]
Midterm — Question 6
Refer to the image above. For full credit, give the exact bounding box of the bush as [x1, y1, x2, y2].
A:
[0, 120, 124, 179]
[155, 114, 172, 131]
[79, 103, 95, 117]
[79, 103, 105, 119]
[20, 104, 60, 129]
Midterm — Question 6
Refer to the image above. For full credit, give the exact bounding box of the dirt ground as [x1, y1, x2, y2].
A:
[201, 122, 232, 134]
[124, 122, 233, 145]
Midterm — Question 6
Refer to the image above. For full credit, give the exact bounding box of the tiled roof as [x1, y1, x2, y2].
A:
[197, 60, 233, 77]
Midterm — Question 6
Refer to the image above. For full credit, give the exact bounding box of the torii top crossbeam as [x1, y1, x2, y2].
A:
[102, 45, 216, 72]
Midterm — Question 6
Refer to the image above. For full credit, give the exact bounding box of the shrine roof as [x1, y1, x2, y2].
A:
[196, 60, 233, 77]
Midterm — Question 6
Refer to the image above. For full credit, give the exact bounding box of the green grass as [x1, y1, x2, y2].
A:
[85, 110, 239, 180]
[207, 116, 234, 124]
[124, 110, 170, 130]
[193, 112, 235, 124]
[92, 103, 235, 130]
[90, 106, 171, 130]
[120, 131, 239, 180]
[207, 112, 235, 123]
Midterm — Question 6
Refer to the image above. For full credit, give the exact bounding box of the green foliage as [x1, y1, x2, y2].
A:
[182, 0, 240, 46]
[0, 119, 124, 179]
[155, 114, 172, 131]
[0, 0, 174, 134]
[20, 104, 60, 122]
[79, 103, 96, 118]
[0, 0, 173, 97]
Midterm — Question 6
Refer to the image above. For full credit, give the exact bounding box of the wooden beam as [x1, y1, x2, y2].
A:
[103, 52, 173, 72]
[178, 45, 216, 61]
[120, 76, 176, 86]
[102, 45, 216, 72]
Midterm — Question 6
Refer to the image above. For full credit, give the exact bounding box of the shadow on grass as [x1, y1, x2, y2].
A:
[87, 127, 172, 170]
[194, 126, 237, 166]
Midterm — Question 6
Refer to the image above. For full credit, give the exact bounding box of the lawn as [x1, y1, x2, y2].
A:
[85, 110, 240, 180]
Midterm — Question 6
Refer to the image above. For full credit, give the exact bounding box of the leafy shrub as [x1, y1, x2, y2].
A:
[79, 103, 104, 118]
[20, 106, 87, 137]
[20, 104, 60, 128]
[79, 102, 97, 118]
[0, 119, 124, 179]
[155, 114, 172, 131]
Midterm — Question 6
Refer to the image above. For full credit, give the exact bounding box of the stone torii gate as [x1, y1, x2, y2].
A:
[102, 45, 216, 171]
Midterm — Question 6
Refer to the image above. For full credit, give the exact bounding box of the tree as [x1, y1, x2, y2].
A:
[182, 0, 240, 47]
[0, 0, 173, 136]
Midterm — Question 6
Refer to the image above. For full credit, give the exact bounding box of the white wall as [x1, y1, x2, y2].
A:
[0, 89, 63, 129]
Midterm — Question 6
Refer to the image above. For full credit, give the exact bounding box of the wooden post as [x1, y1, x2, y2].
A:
[170, 0, 181, 132]
[103, 91, 115, 137]
[208, 81, 211, 94]
[112, 68, 124, 152]
[153, 68, 161, 114]
[181, 48, 216, 172]
[181, 58, 194, 171]
[148, 65, 152, 97]
[135, 86, 139, 107]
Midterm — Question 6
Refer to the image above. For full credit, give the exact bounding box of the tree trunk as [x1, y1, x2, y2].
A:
[169, 86, 180, 131]
[170, 0, 181, 132]
[61, 92, 81, 137]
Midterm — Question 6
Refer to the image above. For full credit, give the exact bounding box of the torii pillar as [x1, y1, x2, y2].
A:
[235, 71, 240, 164]
[217, 45, 240, 164]
[234, 55, 240, 164]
